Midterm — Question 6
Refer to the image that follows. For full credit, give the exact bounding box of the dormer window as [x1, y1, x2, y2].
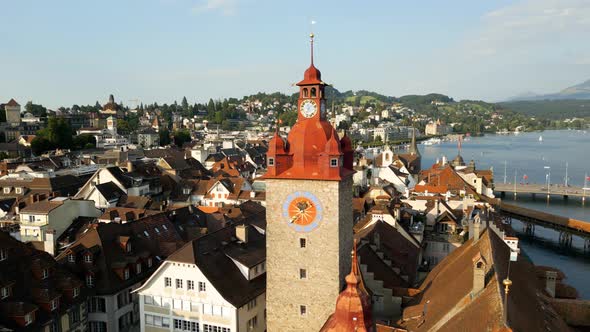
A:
[3, 187, 10, 194]
[0, 248, 7, 261]
[73, 287, 80, 298]
[124, 268, 130, 280]
[183, 187, 191, 195]
[330, 158, 338, 167]
[42, 268, 49, 279]
[24, 313, 33, 326]
[15, 187, 22, 194]
[50, 298, 59, 311]
[268, 157, 275, 167]
[1, 286, 10, 299]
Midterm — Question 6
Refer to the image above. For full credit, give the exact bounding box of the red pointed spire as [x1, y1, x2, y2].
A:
[320, 240, 374, 332]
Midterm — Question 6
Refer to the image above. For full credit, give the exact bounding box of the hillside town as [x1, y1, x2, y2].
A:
[1, 37, 589, 332]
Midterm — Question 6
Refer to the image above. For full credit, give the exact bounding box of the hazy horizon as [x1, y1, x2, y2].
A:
[2, 0, 590, 109]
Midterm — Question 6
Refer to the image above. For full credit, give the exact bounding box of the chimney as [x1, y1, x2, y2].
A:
[236, 224, 249, 243]
[471, 254, 486, 298]
[545, 270, 557, 298]
[471, 214, 481, 241]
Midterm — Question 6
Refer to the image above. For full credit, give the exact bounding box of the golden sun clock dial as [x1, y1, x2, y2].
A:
[282, 191, 323, 232]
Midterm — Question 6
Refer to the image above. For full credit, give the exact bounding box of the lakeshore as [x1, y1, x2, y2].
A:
[412, 130, 590, 298]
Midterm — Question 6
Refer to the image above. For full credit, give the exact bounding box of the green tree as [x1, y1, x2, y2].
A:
[173, 130, 191, 147]
[31, 137, 54, 155]
[25, 101, 47, 117]
[181, 96, 189, 110]
[280, 110, 298, 127]
[73, 134, 96, 150]
[159, 129, 171, 146]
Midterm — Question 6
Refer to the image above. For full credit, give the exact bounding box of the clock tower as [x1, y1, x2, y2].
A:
[265, 34, 355, 332]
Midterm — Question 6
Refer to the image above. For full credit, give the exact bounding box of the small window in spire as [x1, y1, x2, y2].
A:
[268, 157, 275, 166]
[303, 88, 309, 97]
[310, 88, 317, 98]
[330, 158, 338, 167]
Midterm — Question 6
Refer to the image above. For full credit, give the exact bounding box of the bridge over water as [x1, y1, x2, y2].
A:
[493, 200, 590, 249]
[494, 183, 589, 201]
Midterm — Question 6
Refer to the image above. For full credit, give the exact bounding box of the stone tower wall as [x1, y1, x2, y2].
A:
[266, 177, 353, 332]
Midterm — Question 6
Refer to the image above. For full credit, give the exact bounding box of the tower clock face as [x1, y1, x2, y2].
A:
[300, 100, 317, 118]
[282, 191, 323, 232]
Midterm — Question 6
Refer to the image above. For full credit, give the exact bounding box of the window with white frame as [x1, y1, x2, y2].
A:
[187, 280, 195, 290]
[89, 321, 107, 332]
[68, 254, 75, 263]
[24, 313, 33, 326]
[3, 188, 10, 194]
[50, 298, 59, 311]
[84, 254, 92, 263]
[203, 324, 230, 332]
[86, 274, 94, 287]
[147, 258, 153, 268]
[198, 281, 206, 292]
[136, 263, 142, 274]
[0, 249, 7, 261]
[247, 315, 258, 330]
[73, 287, 79, 298]
[145, 314, 170, 328]
[126, 243, 131, 253]
[15, 187, 22, 194]
[144, 295, 153, 305]
[1, 286, 9, 299]
[88, 297, 105, 313]
[330, 158, 338, 167]
[164, 277, 172, 287]
[176, 279, 183, 289]
[174, 319, 199, 331]
[124, 268, 130, 280]
[42, 269, 49, 279]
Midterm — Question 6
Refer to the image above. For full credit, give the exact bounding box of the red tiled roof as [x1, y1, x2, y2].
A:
[5, 99, 20, 107]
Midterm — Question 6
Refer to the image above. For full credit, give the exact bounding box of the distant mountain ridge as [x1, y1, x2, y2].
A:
[508, 79, 590, 101]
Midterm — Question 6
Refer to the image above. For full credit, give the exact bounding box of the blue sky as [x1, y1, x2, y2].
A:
[2, 0, 590, 108]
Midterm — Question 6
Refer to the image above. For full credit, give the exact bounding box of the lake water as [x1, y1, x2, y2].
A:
[415, 130, 590, 298]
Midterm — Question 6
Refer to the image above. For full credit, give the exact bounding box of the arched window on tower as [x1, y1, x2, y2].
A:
[310, 88, 317, 97]
[303, 88, 309, 98]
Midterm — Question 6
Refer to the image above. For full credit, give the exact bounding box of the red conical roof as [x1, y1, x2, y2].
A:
[325, 129, 342, 154]
[268, 130, 286, 155]
[340, 131, 353, 152]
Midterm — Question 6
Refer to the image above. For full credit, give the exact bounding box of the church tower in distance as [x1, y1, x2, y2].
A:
[264, 34, 356, 332]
